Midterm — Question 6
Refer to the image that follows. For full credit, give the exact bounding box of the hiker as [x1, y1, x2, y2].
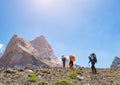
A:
[69, 54, 75, 68]
[88, 53, 97, 74]
[61, 55, 66, 68]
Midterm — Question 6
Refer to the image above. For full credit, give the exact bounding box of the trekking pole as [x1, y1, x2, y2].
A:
[88, 62, 90, 68]
[88, 62, 89, 68]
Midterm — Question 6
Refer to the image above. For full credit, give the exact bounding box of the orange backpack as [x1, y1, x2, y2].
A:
[70, 55, 75, 62]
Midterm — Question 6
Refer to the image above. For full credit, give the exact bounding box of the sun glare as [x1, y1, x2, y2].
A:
[41, 0, 51, 3]
[35, 0, 53, 6]
[31, 0, 54, 10]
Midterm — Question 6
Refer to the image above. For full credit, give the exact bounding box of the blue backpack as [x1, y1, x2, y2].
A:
[90, 53, 97, 63]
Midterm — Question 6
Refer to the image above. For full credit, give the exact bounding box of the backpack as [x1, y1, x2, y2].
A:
[90, 53, 97, 63]
[62, 56, 66, 61]
[70, 55, 75, 62]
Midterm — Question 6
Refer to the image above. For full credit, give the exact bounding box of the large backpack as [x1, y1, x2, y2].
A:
[90, 53, 97, 63]
[70, 55, 75, 62]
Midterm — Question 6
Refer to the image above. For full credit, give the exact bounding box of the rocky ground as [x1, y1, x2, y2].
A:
[0, 67, 120, 85]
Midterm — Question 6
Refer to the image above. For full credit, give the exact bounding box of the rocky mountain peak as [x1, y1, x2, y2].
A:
[30, 35, 57, 61]
[30, 35, 51, 49]
[12, 34, 18, 38]
[0, 34, 48, 68]
[0, 34, 61, 68]
[30, 35, 61, 67]
[3, 34, 39, 57]
[111, 56, 120, 68]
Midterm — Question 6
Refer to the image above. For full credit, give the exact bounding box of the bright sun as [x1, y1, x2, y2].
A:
[32, 0, 54, 8]
[41, 0, 51, 3]
[36, 0, 53, 5]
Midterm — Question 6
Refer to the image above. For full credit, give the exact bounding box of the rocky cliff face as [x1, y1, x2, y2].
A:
[30, 35, 61, 67]
[111, 56, 120, 68]
[30, 35, 58, 60]
[0, 34, 49, 68]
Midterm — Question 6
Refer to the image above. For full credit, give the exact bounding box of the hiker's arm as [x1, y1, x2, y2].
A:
[96, 59, 97, 63]
[88, 56, 91, 63]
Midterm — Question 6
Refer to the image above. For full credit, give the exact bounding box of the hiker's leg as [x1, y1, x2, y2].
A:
[63, 61, 65, 68]
[91, 65, 94, 73]
[69, 61, 72, 68]
[93, 66, 95, 73]
[94, 65, 97, 73]
[64, 62, 65, 67]
[71, 61, 73, 68]
[93, 63, 97, 73]
[92, 66, 94, 73]
[91, 62, 95, 73]
[63, 62, 64, 68]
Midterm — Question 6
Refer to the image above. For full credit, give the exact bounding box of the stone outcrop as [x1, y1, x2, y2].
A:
[30, 35, 61, 67]
[0, 34, 49, 68]
[111, 56, 120, 68]
[30, 35, 57, 60]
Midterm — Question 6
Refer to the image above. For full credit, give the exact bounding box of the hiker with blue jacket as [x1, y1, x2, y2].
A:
[88, 53, 97, 74]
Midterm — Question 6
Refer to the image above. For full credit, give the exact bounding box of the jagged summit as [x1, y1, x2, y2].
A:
[2, 34, 40, 58]
[111, 56, 120, 68]
[30, 35, 61, 67]
[0, 34, 61, 68]
[30, 35, 58, 61]
[30, 35, 50, 50]
[0, 34, 53, 68]
[12, 34, 18, 38]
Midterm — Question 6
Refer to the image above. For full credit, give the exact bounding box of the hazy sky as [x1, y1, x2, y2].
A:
[0, 0, 120, 68]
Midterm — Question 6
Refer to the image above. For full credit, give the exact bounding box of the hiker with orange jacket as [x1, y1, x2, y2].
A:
[69, 54, 75, 68]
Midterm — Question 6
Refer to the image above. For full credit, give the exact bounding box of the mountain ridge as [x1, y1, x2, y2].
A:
[111, 56, 120, 68]
[0, 34, 61, 68]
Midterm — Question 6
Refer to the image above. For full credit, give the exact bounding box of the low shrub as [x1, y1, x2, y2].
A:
[25, 65, 31, 69]
[75, 68, 82, 74]
[28, 73, 39, 82]
[59, 72, 64, 76]
[67, 71, 77, 79]
[39, 81, 48, 85]
[56, 79, 73, 85]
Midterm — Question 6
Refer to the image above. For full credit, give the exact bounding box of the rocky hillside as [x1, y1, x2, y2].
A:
[111, 56, 120, 68]
[0, 67, 120, 85]
[30, 35, 61, 66]
[0, 34, 61, 68]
